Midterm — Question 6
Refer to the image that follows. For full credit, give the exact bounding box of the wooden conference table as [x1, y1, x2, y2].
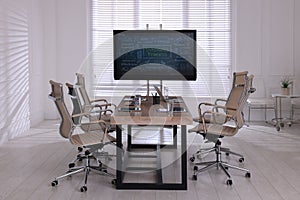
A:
[111, 96, 193, 190]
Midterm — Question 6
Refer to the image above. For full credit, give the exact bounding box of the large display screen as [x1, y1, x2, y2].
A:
[113, 30, 197, 80]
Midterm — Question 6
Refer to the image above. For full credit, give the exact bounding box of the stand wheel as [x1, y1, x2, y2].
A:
[68, 163, 75, 168]
[51, 180, 58, 187]
[78, 147, 83, 152]
[102, 169, 108, 173]
[80, 186, 87, 192]
[111, 179, 117, 185]
[193, 166, 198, 171]
[239, 157, 244, 163]
[225, 152, 230, 156]
[192, 175, 197, 180]
[190, 156, 195, 162]
[225, 166, 229, 170]
[245, 172, 251, 178]
[226, 179, 233, 185]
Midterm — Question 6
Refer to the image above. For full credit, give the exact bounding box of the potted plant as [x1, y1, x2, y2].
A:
[280, 76, 293, 95]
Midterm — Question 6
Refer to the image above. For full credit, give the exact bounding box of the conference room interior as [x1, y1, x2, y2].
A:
[1, 0, 300, 199]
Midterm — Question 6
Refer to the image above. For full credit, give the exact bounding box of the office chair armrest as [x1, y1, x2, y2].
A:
[80, 119, 107, 126]
[197, 102, 218, 123]
[215, 98, 227, 105]
[202, 110, 234, 125]
[249, 87, 256, 93]
[197, 103, 235, 119]
[198, 110, 233, 133]
[198, 102, 233, 112]
[214, 98, 227, 112]
[48, 94, 61, 101]
[198, 102, 216, 109]
[72, 112, 93, 118]
[92, 108, 113, 114]
[90, 99, 108, 104]
[203, 110, 233, 119]
[94, 103, 117, 110]
[211, 105, 237, 112]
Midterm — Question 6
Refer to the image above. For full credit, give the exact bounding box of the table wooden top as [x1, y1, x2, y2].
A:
[111, 96, 193, 126]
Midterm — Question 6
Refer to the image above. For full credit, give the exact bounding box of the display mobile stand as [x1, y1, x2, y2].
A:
[145, 24, 164, 97]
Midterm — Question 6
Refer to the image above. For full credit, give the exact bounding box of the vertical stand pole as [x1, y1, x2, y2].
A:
[147, 80, 150, 97]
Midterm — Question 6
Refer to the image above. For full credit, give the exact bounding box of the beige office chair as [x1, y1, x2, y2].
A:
[66, 82, 116, 133]
[49, 80, 116, 192]
[75, 73, 116, 122]
[190, 73, 254, 185]
[189, 71, 254, 162]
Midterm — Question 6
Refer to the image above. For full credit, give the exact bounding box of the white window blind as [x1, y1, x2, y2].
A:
[89, 0, 231, 98]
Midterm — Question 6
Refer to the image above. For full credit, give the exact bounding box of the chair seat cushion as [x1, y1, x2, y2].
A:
[71, 132, 106, 146]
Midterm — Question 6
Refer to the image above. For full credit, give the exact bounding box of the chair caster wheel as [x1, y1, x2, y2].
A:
[68, 163, 75, 168]
[225, 152, 230, 156]
[245, 172, 251, 178]
[190, 156, 195, 162]
[225, 166, 229, 170]
[85, 150, 90, 156]
[111, 179, 117, 185]
[102, 169, 108, 173]
[80, 185, 87, 192]
[192, 175, 197, 180]
[276, 126, 280, 131]
[51, 180, 58, 187]
[280, 122, 284, 127]
[226, 179, 233, 185]
[78, 147, 83, 152]
[239, 157, 244, 163]
[193, 166, 198, 171]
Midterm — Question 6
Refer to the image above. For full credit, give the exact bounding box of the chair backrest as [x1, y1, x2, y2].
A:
[49, 80, 73, 139]
[66, 83, 83, 125]
[207, 73, 254, 138]
[231, 71, 248, 88]
[237, 74, 255, 128]
[76, 73, 92, 107]
[225, 72, 254, 129]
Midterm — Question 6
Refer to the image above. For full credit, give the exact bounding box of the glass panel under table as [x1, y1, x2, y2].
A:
[111, 96, 193, 190]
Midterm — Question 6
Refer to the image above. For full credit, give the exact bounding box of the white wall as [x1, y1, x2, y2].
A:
[29, 0, 45, 126]
[235, 0, 300, 121]
[43, 0, 88, 119]
[0, 0, 45, 144]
